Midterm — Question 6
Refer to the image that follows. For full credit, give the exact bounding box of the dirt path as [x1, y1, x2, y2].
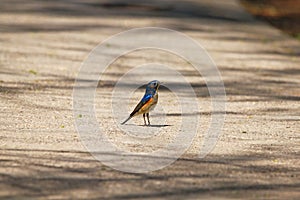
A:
[0, 0, 299, 199]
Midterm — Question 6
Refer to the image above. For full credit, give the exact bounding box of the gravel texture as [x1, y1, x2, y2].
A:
[0, 0, 299, 199]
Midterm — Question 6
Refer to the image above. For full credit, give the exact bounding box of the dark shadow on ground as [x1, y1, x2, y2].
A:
[0, 0, 299, 108]
[1, 66, 299, 114]
[0, 0, 254, 33]
[0, 147, 299, 199]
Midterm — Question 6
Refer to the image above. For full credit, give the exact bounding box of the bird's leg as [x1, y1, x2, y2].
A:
[143, 113, 147, 126]
[146, 113, 150, 126]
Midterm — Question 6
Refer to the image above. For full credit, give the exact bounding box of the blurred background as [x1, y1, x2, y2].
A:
[241, 0, 300, 38]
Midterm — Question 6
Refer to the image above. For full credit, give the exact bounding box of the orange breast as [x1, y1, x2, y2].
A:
[140, 98, 154, 113]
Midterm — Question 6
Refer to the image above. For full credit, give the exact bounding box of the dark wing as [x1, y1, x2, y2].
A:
[130, 94, 152, 117]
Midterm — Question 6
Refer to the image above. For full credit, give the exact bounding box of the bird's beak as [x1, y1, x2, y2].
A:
[158, 81, 163, 88]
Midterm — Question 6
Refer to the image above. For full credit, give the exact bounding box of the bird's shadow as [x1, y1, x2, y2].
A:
[140, 124, 172, 128]
[122, 124, 171, 127]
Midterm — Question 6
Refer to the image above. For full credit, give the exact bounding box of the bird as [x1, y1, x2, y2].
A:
[121, 80, 161, 126]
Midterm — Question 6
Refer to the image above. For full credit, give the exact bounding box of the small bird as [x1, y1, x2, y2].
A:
[121, 80, 161, 126]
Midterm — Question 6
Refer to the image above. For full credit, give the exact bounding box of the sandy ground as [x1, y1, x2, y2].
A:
[0, 0, 299, 199]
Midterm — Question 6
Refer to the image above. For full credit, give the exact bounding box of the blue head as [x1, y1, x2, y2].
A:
[145, 80, 161, 94]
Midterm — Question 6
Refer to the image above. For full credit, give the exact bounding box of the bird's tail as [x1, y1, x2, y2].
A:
[121, 116, 132, 125]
